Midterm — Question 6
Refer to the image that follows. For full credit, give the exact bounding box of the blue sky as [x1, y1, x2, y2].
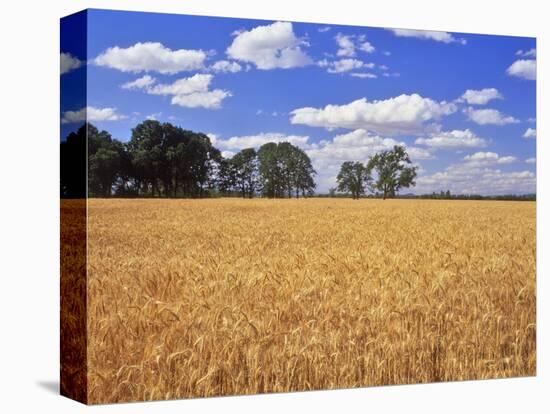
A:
[61, 9, 536, 195]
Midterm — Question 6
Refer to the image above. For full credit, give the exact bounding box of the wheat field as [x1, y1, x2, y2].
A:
[84, 198, 536, 403]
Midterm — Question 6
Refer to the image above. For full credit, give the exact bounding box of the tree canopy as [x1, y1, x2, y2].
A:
[336, 161, 372, 200]
[61, 123, 417, 199]
[61, 122, 317, 199]
[334, 146, 417, 199]
[367, 145, 418, 199]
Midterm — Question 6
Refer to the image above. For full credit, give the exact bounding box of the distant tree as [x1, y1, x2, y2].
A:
[292, 147, 316, 197]
[328, 187, 337, 198]
[445, 189, 452, 199]
[336, 161, 372, 199]
[232, 148, 259, 198]
[257, 142, 315, 198]
[257, 142, 281, 198]
[60, 124, 87, 198]
[367, 145, 417, 199]
[126, 120, 219, 197]
[216, 158, 238, 195]
[88, 125, 126, 197]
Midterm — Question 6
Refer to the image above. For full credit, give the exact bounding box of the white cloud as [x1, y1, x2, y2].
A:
[382, 72, 400, 78]
[318, 58, 374, 74]
[215, 132, 310, 150]
[123, 74, 231, 109]
[221, 150, 236, 158]
[94, 42, 206, 74]
[206, 133, 218, 145]
[459, 88, 502, 105]
[334, 33, 375, 57]
[388, 28, 466, 44]
[146, 112, 162, 121]
[415, 129, 488, 149]
[171, 90, 231, 109]
[350, 73, 377, 79]
[61, 106, 126, 124]
[290, 94, 457, 135]
[226, 21, 312, 70]
[147, 74, 212, 95]
[525, 157, 536, 164]
[465, 107, 519, 125]
[415, 163, 535, 195]
[304, 129, 433, 192]
[359, 40, 376, 53]
[523, 128, 536, 139]
[318, 26, 331, 33]
[463, 151, 517, 165]
[210, 60, 242, 73]
[121, 75, 156, 90]
[335, 33, 356, 57]
[60, 52, 82, 75]
[507, 59, 536, 80]
[516, 48, 536, 58]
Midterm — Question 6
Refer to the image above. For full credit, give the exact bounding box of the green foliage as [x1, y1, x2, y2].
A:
[63, 122, 316, 199]
[336, 161, 372, 199]
[367, 145, 417, 199]
[257, 142, 316, 198]
[62, 124, 423, 200]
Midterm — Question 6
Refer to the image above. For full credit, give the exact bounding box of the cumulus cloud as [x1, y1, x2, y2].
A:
[350, 73, 377, 79]
[318, 58, 374, 74]
[523, 128, 536, 139]
[94, 42, 206, 74]
[171, 90, 232, 109]
[465, 107, 519, 125]
[147, 74, 212, 95]
[525, 157, 536, 164]
[121, 73, 231, 109]
[121, 75, 156, 90]
[215, 132, 310, 150]
[415, 129, 488, 149]
[146, 112, 162, 121]
[304, 129, 433, 192]
[415, 163, 535, 195]
[290, 94, 457, 135]
[318, 26, 332, 33]
[458, 88, 502, 105]
[388, 28, 466, 44]
[210, 60, 242, 73]
[335, 33, 375, 57]
[516, 48, 536, 58]
[61, 106, 127, 124]
[463, 151, 517, 166]
[507, 59, 536, 80]
[226, 21, 312, 69]
[60, 52, 82, 75]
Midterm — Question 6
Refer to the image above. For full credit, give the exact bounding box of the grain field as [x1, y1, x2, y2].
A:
[85, 198, 536, 403]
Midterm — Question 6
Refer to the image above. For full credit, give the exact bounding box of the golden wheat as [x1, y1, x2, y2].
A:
[83, 198, 535, 403]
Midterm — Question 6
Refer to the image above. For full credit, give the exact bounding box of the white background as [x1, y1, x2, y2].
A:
[0, 0, 547, 412]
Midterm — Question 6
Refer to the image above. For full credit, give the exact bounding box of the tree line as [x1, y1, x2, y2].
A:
[61, 121, 420, 200]
[60, 121, 316, 198]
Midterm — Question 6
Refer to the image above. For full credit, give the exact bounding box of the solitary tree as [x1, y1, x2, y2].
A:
[367, 145, 417, 199]
[336, 161, 372, 199]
